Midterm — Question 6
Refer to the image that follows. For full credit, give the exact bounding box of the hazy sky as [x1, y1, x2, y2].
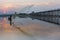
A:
[0, 0, 60, 13]
[0, 0, 60, 5]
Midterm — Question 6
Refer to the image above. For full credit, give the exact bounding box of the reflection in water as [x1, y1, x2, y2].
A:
[8, 15, 12, 25]
[0, 18, 13, 32]
[0, 16, 60, 40]
[0, 17, 36, 40]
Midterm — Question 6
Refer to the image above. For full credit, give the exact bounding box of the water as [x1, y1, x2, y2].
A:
[0, 16, 60, 40]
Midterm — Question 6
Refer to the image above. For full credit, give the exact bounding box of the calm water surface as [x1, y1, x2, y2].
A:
[0, 17, 60, 40]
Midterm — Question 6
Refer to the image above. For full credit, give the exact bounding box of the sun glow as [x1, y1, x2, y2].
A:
[1, 4, 14, 13]
[3, 4, 13, 8]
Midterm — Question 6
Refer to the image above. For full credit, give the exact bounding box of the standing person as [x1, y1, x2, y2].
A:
[8, 15, 12, 25]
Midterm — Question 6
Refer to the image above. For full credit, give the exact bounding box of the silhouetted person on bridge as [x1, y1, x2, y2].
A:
[8, 15, 12, 25]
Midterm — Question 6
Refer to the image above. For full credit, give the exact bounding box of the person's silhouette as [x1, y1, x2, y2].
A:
[8, 15, 12, 25]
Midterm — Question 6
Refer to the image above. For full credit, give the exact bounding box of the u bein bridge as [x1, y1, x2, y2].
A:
[29, 9, 60, 25]
[0, 9, 60, 25]
[0, 4, 60, 25]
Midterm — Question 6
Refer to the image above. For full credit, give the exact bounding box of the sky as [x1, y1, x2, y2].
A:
[0, 0, 60, 5]
[0, 0, 60, 4]
[0, 0, 60, 13]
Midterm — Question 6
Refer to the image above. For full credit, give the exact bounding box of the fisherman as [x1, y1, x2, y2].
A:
[8, 15, 12, 25]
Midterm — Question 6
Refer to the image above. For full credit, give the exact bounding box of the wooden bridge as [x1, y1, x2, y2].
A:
[29, 9, 60, 25]
[0, 9, 60, 25]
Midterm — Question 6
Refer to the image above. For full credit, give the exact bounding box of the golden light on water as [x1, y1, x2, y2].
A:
[0, 18, 13, 32]
[2, 18, 10, 28]
[0, 18, 29, 33]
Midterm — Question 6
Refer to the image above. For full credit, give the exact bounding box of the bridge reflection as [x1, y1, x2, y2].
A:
[18, 14, 60, 25]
